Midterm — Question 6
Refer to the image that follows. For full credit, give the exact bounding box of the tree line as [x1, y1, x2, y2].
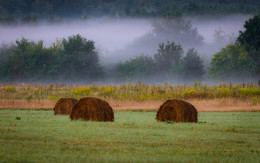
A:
[0, 0, 259, 24]
[209, 15, 260, 81]
[0, 15, 259, 83]
[116, 42, 204, 82]
[0, 35, 103, 83]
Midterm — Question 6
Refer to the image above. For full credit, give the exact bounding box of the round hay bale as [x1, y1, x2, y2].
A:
[54, 98, 78, 115]
[156, 99, 197, 123]
[70, 97, 114, 122]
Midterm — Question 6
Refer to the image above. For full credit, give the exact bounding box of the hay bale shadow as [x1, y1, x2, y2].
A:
[70, 97, 114, 122]
[54, 98, 78, 115]
[156, 99, 198, 123]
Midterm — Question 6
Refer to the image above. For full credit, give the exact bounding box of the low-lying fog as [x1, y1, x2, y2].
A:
[191, 15, 250, 44]
[0, 14, 255, 84]
[0, 18, 151, 51]
[1, 15, 250, 51]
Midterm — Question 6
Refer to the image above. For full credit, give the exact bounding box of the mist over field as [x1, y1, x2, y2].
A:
[0, 15, 250, 59]
[0, 18, 151, 52]
[0, 15, 249, 50]
[0, 14, 258, 85]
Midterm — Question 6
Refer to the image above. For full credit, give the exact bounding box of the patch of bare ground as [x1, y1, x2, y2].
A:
[0, 99, 55, 109]
[188, 98, 260, 112]
[0, 98, 259, 112]
[109, 98, 260, 112]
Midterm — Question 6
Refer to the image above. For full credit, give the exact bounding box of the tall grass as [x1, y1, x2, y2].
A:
[0, 83, 259, 101]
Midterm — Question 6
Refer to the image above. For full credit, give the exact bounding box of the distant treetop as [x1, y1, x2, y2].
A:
[0, 0, 260, 23]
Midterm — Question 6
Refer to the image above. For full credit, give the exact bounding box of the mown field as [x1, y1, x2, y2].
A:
[0, 110, 259, 162]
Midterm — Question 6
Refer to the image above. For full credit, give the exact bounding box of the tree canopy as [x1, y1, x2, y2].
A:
[209, 43, 255, 80]
[0, 0, 259, 23]
[183, 49, 204, 81]
[154, 41, 183, 74]
[209, 15, 260, 80]
[116, 55, 155, 81]
[237, 15, 260, 52]
[116, 42, 205, 82]
[237, 15, 260, 74]
[0, 35, 103, 83]
[59, 34, 103, 80]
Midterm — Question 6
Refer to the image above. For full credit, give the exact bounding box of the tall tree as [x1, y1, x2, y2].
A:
[151, 15, 204, 48]
[0, 35, 103, 83]
[116, 55, 155, 81]
[237, 15, 260, 74]
[182, 49, 204, 81]
[0, 38, 58, 81]
[60, 34, 103, 80]
[209, 43, 255, 79]
[154, 41, 183, 75]
[237, 15, 260, 52]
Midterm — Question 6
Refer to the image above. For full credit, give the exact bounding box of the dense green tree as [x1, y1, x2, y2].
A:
[209, 43, 255, 79]
[0, 38, 58, 81]
[116, 55, 155, 81]
[237, 15, 260, 74]
[59, 34, 103, 80]
[154, 41, 183, 75]
[237, 15, 260, 52]
[0, 38, 33, 81]
[116, 42, 206, 82]
[0, 34, 103, 83]
[182, 49, 204, 81]
[0, 43, 14, 67]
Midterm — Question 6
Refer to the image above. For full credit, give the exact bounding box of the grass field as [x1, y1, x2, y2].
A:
[0, 110, 259, 162]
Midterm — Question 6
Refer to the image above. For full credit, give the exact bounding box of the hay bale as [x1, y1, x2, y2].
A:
[70, 97, 114, 122]
[156, 99, 197, 123]
[54, 98, 78, 115]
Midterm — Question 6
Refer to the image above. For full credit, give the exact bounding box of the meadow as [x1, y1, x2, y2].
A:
[0, 83, 259, 111]
[1, 83, 260, 102]
[0, 110, 259, 162]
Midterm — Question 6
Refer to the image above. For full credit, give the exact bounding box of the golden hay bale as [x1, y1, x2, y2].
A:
[54, 98, 78, 115]
[70, 97, 114, 122]
[156, 99, 197, 123]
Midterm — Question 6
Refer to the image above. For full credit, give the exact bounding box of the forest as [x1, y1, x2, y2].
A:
[0, 0, 260, 24]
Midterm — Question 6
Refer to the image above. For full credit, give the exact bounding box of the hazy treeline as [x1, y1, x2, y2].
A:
[102, 15, 208, 65]
[0, 35, 103, 83]
[0, 15, 259, 84]
[0, 0, 259, 24]
[209, 15, 260, 81]
[116, 43, 204, 83]
[116, 13, 260, 83]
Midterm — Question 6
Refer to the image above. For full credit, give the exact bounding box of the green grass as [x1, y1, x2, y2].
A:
[0, 110, 259, 162]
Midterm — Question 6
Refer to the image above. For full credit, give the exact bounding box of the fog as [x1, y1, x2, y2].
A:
[191, 14, 250, 43]
[0, 14, 256, 84]
[0, 18, 151, 51]
[0, 15, 250, 51]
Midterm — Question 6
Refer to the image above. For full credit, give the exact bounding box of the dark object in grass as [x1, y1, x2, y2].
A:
[156, 99, 197, 123]
[54, 98, 78, 115]
[70, 97, 114, 122]
[15, 117, 21, 120]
